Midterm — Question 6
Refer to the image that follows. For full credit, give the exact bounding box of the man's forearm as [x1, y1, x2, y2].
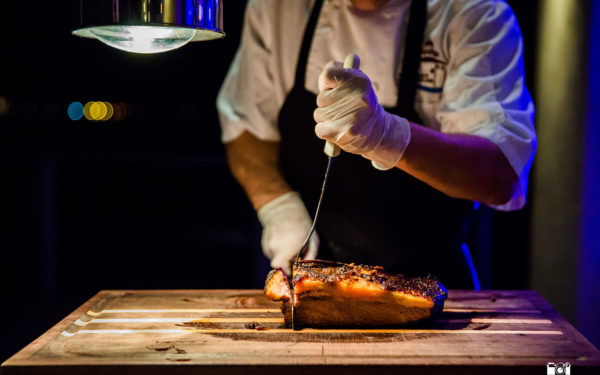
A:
[225, 131, 292, 210]
[397, 123, 519, 205]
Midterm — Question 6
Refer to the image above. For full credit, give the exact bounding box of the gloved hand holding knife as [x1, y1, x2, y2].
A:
[314, 54, 412, 170]
[260, 53, 413, 276]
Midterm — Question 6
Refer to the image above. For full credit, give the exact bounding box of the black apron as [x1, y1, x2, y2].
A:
[278, 0, 475, 288]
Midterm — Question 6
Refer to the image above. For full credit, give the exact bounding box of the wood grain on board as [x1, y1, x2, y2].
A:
[2, 289, 599, 375]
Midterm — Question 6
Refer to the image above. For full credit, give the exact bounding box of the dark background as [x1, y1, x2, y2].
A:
[0, 0, 571, 362]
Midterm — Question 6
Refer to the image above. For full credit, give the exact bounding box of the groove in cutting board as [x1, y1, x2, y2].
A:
[90, 318, 285, 323]
[87, 308, 544, 316]
[69, 328, 564, 335]
[83, 317, 552, 324]
[88, 309, 282, 316]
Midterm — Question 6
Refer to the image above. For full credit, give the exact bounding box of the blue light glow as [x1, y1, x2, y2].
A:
[186, 0, 194, 26]
[68, 102, 84, 121]
[577, 0, 600, 348]
[461, 242, 481, 290]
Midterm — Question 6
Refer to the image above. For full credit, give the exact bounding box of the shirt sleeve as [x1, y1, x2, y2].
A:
[216, 0, 282, 143]
[435, 0, 537, 211]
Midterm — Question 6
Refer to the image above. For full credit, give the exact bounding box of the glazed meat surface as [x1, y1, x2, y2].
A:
[265, 260, 447, 327]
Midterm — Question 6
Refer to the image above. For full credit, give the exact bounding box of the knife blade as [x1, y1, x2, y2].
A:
[291, 53, 360, 330]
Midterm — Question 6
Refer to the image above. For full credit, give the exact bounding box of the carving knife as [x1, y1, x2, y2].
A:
[291, 53, 360, 330]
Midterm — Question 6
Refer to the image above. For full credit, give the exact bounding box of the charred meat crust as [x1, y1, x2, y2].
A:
[264, 260, 448, 327]
[293, 260, 447, 308]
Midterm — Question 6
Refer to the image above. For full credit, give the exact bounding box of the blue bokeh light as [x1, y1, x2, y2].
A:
[67, 102, 84, 121]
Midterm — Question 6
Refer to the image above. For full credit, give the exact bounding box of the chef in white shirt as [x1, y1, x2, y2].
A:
[217, 0, 536, 288]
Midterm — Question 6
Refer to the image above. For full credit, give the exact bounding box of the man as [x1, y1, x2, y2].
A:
[217, 0, 536, 288]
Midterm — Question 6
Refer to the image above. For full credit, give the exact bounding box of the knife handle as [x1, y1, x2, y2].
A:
[323, 53, 361, 157]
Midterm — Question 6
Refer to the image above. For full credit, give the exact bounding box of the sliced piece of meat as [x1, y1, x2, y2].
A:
[264, 268, 291, 301]
[264, 260, 447, 327]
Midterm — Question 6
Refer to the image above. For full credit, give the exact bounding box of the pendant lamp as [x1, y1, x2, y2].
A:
[73, 0, 224, 54]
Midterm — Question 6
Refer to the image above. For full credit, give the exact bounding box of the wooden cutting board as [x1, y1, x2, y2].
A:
[2, 290, 599, 374]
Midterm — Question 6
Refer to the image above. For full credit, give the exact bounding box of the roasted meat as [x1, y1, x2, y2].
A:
[265, 259, 447, 327]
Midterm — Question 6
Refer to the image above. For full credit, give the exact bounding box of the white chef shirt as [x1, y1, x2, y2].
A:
[217, 0, 537, 211]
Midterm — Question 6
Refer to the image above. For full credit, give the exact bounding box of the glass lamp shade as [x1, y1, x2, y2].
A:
[88, 26, 196, 54]
[73, 0, 224, 54]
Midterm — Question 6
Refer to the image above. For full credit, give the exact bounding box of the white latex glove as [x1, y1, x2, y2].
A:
[257, 191, 319, 275]
[314, 59, 411, 170]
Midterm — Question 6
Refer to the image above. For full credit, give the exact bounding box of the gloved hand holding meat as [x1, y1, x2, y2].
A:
[314, 59, 411, 170]
[257, 192, 319, 275]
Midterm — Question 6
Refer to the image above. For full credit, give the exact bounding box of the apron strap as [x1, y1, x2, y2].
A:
[394, 0, 428, 121]
[294, 0, 325, 88]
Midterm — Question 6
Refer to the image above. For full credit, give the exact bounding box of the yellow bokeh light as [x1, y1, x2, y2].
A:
[83, 101, 94, 121]
[103, 102, 114, 121]
[90, 102, 107, 121]
[89, 102, 100, 120]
